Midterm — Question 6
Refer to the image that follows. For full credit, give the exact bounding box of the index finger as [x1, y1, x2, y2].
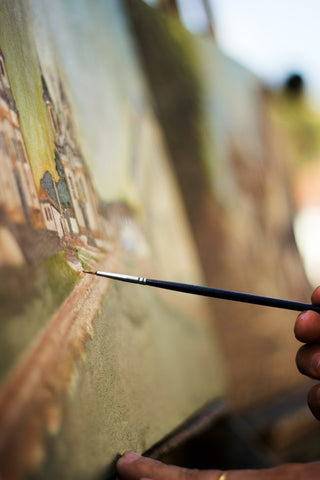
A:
[295, 286, 320, 343]
[116, 452, 222, 480]
[311, 285, 320, 305]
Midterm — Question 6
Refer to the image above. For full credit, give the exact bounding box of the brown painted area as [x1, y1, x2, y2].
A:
[0, 252, 117, 478]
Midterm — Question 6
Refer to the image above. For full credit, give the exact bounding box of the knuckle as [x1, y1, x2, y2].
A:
[182, 468, 201, 479]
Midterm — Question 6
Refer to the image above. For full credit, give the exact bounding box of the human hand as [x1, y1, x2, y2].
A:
[116, 451, 320, 479]
[295, 285, 320, 420]
[117, 451, 224, 479]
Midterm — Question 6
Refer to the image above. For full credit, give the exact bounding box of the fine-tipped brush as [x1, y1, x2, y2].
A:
[84, 270, 320, 314]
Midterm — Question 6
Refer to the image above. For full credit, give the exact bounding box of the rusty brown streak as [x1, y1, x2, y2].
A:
[0, 255, 115, 452]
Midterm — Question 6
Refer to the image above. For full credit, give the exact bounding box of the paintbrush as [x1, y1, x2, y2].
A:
[84, 270, 320, 314]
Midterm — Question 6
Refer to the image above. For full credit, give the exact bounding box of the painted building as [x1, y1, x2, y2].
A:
[41, 73, 103, 244]
[0, 49, 44, 228]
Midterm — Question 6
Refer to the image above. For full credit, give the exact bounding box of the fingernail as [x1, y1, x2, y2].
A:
[119, 451, 141, 464]
[308, 384, 320, 420]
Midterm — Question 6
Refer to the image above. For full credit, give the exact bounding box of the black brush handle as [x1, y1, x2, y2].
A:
[146, 278, 320, 313]
[90, 271, 320, 314]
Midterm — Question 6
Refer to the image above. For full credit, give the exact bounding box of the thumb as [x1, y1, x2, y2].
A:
[116, 451, 223, 480]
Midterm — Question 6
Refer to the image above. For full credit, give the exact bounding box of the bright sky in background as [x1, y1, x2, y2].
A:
[145, 0, 320, 285]
[176, 0, 320, 287]
[177, 0, 320, 108]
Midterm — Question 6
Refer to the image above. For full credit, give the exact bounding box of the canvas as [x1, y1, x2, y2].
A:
[0, 1, 226, 478]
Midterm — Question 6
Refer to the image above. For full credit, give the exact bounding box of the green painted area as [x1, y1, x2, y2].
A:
[0, 252, 79, 385]
[44, 252, 80, 304]
[74, 248, 99, 271]
[0, 0, 58, 188]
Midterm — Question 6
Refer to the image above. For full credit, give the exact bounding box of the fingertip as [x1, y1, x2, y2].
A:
[308, 383, 320, 421]
[295, 310, 320, 343]
[117, 451, 141, 466]
[311, 286, 320, 305]
[294, 311, 305, 339]
[294, 311, 311, 341]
